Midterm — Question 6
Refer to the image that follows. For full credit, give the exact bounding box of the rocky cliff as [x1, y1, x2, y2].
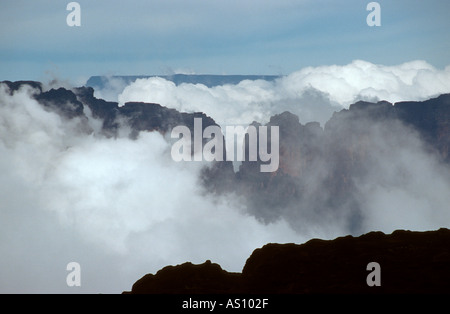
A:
[234, 95, 450, 232]
[127, 228, 450, 294]
[2, 80, 449, 233]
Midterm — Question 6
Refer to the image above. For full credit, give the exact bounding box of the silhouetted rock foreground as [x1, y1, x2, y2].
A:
[126, 228, 450, 294]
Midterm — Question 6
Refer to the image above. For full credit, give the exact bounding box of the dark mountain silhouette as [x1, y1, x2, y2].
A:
[1, 81, 232, 165]
[126, 228, 450, 294]
[1, 80, 43, 94]
[73, 85, 220, 137]
[1, 80, 221, 138]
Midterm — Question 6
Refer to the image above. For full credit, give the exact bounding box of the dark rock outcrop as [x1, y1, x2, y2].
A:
[72, 85, 221, 139]
[126, 228, 450, 294]
[0, 80, 43, 94]
[0, 80, 236, 178]
[394, 94, 450, 161]
[131, 260, 241, 294]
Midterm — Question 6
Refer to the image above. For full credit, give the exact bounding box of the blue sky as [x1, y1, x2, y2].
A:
[0, 0, 449, 82]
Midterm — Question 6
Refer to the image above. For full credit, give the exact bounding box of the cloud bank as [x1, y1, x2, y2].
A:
[117, 60, 450, 127]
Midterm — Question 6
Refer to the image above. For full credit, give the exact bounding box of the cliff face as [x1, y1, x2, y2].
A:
[73, 85, 220, 139]
[127, 228, 450, 294]
[1, 81, 233, 168]
[394, 94, 450, 161]
[234, 95, 450, 231]
[2, 80, 449, 232]
[1, 81, 222, 140]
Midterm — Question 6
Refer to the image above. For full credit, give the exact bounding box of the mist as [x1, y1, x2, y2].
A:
[0, 60, 449, 293]
[0, 83, 303, 293]
[242, 109, 450, 236]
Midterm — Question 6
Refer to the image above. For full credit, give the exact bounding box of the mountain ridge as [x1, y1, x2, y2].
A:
[126, 228, 450, 294]
[2, 81, 449, 231]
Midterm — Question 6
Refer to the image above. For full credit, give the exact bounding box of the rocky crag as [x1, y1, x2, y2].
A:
[126, 228, 450, 294]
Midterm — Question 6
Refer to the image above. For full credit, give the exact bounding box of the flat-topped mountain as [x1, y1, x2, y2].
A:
[86, 74, 281, 90]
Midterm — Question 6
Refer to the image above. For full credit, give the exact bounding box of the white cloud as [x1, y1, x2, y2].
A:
[283, 60, 450, 105]
[117, 60, 450, 127]
[118, 77, 281, 126]
[355, 122, 450, 234]
[92, 76, 129, 102]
